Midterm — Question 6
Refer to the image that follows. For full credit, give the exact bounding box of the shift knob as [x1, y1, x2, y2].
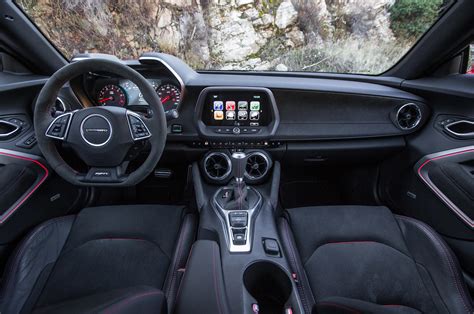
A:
[231, 152, 247, 182]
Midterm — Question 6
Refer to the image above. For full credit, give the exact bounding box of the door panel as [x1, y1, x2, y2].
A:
[416, 146, 474, 228]
[0, 71, 87, 272]
[379, 74, 474, 288]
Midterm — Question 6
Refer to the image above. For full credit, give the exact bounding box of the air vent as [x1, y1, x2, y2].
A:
[245, 152, 270, 181]
[396, 103, 422, 130]
[204, 152, 232, 181]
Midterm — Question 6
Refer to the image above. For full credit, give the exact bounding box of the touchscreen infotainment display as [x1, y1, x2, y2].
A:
[202, 91, 270, 127]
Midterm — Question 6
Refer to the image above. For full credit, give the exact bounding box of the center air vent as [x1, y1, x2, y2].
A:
[245, 152, 271, 181]
[396, 103, 422, 130]
[204, 152, 232, 181]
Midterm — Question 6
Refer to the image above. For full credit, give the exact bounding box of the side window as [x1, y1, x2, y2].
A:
[467, 44, 474, 74]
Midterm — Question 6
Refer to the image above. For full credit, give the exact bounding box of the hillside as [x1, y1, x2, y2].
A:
[18, 0, 444, 73]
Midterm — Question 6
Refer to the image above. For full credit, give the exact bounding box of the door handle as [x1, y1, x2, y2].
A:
[444, 120, 474, 139]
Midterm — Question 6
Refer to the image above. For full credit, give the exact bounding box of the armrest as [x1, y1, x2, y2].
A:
[174, 240, 230, 314]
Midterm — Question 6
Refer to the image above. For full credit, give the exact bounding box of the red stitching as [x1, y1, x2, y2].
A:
[326, 240, 376, 245]
[317, 302, 361, 314]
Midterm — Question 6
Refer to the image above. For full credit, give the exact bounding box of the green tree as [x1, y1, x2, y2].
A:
[390, 0, 444, 40]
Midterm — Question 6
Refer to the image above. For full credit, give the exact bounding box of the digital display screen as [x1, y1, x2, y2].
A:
[202, 91, 270, 127]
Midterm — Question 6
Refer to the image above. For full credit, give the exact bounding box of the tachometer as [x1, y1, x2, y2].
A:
[97, 84, 127, 107]
[157, 84, 181, 112]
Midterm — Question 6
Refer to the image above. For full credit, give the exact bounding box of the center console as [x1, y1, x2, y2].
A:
[174, 87, 302, 313]
[212, 152, 263, 252]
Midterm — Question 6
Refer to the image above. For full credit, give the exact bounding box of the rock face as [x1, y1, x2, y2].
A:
[210, 10, 263, 62]
[24, 0, 398, 70]
[275, 0, 298, 29]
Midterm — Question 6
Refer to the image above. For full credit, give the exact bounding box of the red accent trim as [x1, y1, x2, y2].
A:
[417, 149, 474, 227]
[0, 152, 49, 224]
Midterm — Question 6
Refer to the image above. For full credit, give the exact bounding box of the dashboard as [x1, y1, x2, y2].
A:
[64, 52, 430, 151]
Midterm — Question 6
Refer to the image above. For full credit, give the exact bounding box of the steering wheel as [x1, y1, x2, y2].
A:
[34, 58, 167, 187]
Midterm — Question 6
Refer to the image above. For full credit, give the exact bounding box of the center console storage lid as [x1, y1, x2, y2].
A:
[174, 240, 230, 314]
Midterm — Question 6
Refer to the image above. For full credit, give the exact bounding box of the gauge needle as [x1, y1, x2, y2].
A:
[98, 97, 113, 103]
[161, 95, 171, 103]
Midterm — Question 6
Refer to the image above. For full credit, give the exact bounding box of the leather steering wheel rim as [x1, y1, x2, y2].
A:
[34, 58, 167, 187]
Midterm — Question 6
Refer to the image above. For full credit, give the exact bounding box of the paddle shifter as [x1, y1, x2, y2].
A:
[212, 151, 262, 252]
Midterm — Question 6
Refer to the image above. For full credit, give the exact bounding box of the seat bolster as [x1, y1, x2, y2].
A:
[396, 215, 474, 314]
[0, 215, 75, 314]
[163, 213, 197, 312]
[32, 286, 166, 314]
[314, 296, 422, 314]
[279, 217, 316, 314]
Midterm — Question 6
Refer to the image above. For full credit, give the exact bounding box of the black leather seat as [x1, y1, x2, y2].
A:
[279, 205, 474, 314]
[0, 205, 196, 314]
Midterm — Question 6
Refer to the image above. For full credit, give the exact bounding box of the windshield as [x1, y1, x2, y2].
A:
[17, 0, 447, 74]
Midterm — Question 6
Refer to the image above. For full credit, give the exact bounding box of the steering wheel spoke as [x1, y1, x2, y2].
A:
[126, 110, 152, 141]
[79, 162, 130, 184]
[45, 111, 74, 141]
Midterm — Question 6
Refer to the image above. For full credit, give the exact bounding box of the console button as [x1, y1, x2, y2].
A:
[232, 228, 247, 245]
[263, 238, 280, 256]
[171, 124, 183, 133]
[233, 234, 246, 245]
[229, 211, 248, 227]
[233, 127, 240, 134]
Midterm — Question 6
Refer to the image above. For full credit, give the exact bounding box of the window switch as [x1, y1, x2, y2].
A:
[263, 238, 280, 256]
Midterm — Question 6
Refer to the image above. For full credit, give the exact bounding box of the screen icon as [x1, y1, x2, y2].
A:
[214, 111, 224, 120]
[250, 101, 260, 111]
[226, 111, 236, 120]
[225, 101, 236, 111]
[238, 101, 248, 110]
[250, 111, 260, 120]
[213, 101, 223, 111]
[238, 110, 248, 120]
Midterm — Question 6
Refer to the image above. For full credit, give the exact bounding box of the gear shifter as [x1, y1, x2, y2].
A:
[212, 151, 263, 252]
[225, 152, 249, 211]
[231, 152, 246, 183]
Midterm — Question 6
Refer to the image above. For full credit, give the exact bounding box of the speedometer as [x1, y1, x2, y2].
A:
[157, 84, 181, 112]
[97, 84, 127, 107]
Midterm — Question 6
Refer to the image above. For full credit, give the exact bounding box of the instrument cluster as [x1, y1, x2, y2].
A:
[95, 79, 182, 113]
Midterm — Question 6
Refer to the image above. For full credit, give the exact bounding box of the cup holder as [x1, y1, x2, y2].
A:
[243, 261, 292, 314]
